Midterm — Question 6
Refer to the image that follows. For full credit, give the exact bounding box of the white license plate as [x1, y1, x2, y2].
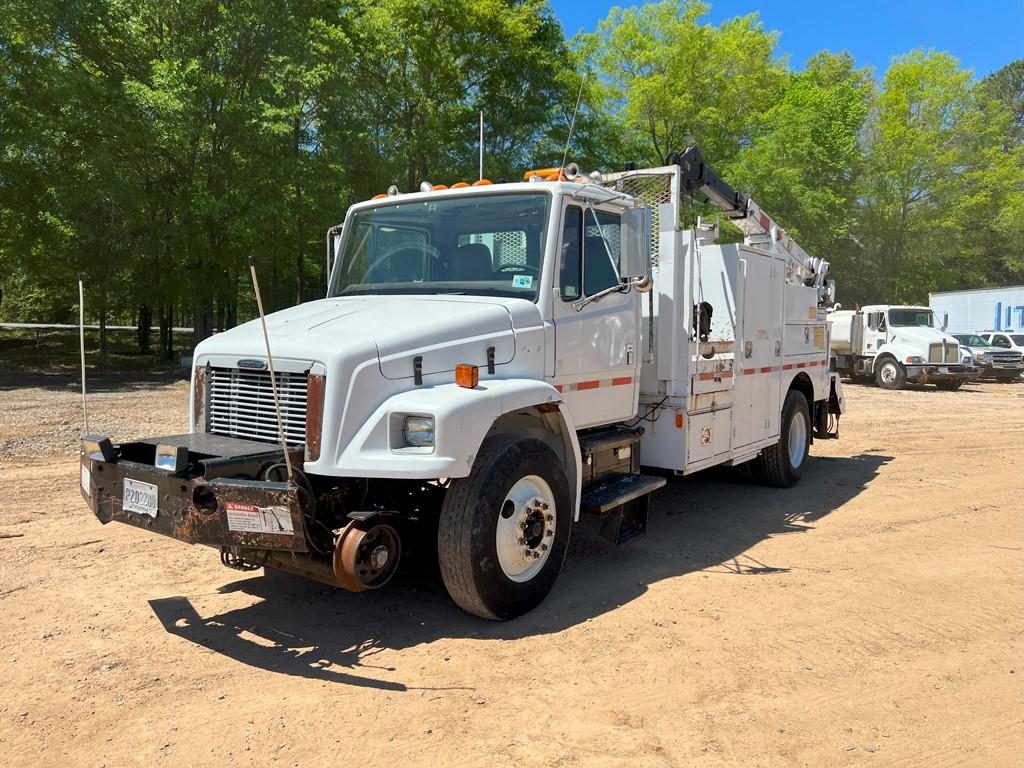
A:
[123, 478, 158, 518]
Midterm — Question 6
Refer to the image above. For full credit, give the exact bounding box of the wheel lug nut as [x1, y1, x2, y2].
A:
[541, 544, 549, 551]
[545, 530, 553, 537]
[545, 514, 553, 522]
[540, 502, 549, 510]
[523, 549, 533, 558]
[518, 538, 526, 545]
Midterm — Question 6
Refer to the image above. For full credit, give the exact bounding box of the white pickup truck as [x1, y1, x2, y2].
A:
[80, 148, 844, 619]
[829, 305, 978, 390]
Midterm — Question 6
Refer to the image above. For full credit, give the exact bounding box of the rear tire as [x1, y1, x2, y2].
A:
[875, 357, 906, 390]
[757, 390, 811, 488]
[438, 435, 572, 620]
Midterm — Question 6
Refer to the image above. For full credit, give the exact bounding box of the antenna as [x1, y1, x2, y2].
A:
[560, 76, 586, 175]
[78, 278, 89, 434]
[248, 256, 295, 484]
[479, 110, 484, 181]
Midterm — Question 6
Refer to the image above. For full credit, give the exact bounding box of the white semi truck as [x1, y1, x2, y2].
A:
[829, 305, 978, 390]
[80, 148, 844, 619]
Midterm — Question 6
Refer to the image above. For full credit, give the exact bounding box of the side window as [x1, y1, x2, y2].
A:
[559, 206, 583, 300]
[867, 312, 882, 330]
[992, 335, 1011, 348]
[583, 209, 621, 296]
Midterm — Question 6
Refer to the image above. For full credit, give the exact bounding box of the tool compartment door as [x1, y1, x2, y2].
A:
[733, 249, 784, 449]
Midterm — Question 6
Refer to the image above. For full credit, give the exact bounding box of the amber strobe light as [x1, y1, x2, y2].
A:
[455, 364, 479, 388]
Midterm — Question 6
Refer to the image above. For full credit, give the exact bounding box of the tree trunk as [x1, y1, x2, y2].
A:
[159, 304, 174, 360]
[192, 302, 214, 347]
[137, 304, 152, 354]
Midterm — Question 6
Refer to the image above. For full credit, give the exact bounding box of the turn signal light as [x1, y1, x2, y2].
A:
[455, 364, 479, 388]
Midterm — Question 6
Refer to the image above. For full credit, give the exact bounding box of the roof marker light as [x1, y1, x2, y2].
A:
[387, 185, 400, 196]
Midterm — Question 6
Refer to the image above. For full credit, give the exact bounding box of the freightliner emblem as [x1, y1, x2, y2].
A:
[237, 359, 268, 370]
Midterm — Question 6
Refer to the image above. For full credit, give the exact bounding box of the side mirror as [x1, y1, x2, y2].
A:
[619, 206, 651, 281]
[942, 312, 948, 331]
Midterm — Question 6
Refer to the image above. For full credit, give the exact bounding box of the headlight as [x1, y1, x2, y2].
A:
[403, 416, 435, 447]
[979, 352, 992, 362]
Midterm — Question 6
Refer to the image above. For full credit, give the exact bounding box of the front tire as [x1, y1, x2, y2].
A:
[757, 390, 811, 488]
[875, 357, 906, 390]
[438, 435, 572, 620]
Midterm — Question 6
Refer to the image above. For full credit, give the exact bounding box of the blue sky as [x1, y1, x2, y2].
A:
[550, 0, 1024, 78]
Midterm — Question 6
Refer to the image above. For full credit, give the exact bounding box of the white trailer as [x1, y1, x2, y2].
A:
[929, 286, 1024, 334]
[80, 148, 845, 620]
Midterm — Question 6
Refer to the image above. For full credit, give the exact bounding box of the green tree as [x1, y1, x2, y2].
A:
[578, 0, 785, 166]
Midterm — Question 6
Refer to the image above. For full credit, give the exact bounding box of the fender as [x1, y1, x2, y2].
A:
[318, 379, 583, 515]
[871, 343, 918, 370]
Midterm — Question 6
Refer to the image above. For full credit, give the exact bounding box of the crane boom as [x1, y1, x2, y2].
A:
[670, 147, 830, 292]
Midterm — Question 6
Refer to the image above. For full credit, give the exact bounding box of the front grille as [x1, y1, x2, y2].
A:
[207, 367, 308, 445]
[991, 351, 1022, 365]
[929, 343, 959, 364]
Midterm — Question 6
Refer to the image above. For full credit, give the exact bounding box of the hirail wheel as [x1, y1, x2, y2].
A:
[333, 520, 401, 592]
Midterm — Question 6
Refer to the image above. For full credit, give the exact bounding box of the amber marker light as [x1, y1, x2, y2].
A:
[455, 364, 480, 388]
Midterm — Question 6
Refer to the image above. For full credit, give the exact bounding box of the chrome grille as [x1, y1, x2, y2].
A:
[991, 351, 1022, 364]
[929, 343, 958, 364]
[207, 367, 308, 445]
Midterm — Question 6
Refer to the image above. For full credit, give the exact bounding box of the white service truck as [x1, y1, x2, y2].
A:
[80, 148, 844, 619]
[829, 305, 978, 390]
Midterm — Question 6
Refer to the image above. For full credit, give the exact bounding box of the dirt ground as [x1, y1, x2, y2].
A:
[1, 372, 1021, 767]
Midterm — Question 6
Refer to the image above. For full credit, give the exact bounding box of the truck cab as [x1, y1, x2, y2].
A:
[829, 305, 978, 390]
[80, 150, 845, 619]
[952, 333, 1023, 381]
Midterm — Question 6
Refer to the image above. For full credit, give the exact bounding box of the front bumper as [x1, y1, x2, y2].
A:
[80, 433, 309, 553]
[904, 364, 978, 383]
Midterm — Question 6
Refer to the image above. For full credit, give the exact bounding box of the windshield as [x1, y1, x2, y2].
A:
[329, 192, 549, 300]
[888, 308, 935, 328]
[1013, 335, 1024, 346]
[954, 334, 987, 346]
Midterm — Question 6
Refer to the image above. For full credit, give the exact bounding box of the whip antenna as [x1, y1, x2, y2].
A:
[248, 256, 295, 485]
[560, 76, 586, 174]
[479, 110, 485, 181]
[78, 279, 89, 434]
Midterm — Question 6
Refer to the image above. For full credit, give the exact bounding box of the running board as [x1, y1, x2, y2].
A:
[580, 474, 666, 544]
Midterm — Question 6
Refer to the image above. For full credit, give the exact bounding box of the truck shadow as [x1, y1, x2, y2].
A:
[148, 452, 891, 691]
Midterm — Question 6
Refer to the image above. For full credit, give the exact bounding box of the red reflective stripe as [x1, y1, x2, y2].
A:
[796, 362, 807, 369]
[575, 380, 600, 390]
[611, 376, 633, 386]
[742, 368, 755, 376]
[760, 366, 773, 374]
[783, 364, 794, 370]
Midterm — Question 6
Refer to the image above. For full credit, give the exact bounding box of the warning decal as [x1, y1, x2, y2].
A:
[225, 502, 294, 535]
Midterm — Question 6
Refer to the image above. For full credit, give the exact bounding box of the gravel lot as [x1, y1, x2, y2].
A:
[1, 374, 1021, 766]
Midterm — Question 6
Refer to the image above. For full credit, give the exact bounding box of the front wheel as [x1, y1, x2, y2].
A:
[438, 435, 572, 620]
[756, 390, 811, 488]
[875, 357, 906, 390]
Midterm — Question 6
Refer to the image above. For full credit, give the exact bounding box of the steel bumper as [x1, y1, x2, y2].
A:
[80, 433, 309, 553]
[905, 364, 978, 382]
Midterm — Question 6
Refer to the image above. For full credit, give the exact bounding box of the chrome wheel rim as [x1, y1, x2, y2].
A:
[788, 409, 808, 468]
[495, 475, 556, 582]
[880, 362, 898, 384]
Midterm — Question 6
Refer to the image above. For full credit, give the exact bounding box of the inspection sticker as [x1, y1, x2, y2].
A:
[511, 274, 533, 289]
[225, 502, 294, 535]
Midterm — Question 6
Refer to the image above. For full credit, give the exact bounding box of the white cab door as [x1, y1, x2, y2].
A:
[551, 203, 639, 428]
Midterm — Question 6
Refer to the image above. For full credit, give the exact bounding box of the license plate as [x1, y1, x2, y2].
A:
[123, 478, 158, 518]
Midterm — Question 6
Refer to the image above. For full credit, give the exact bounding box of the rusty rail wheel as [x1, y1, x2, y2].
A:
[332, 520, 401, 592]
